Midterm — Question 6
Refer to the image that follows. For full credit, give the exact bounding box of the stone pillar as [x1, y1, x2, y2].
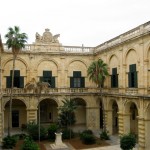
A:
[27, 108, 38, 123]
[118, 112, 124, 136]
[145, 119, 150, 150]
[138, 117, 145, 150]
[123, 113, 131, 134]
[105, 110, 113, 135]
[86, 107, 100, 130]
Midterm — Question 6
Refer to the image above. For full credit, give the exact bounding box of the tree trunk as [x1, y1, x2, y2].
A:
[8, 55, 16, 136]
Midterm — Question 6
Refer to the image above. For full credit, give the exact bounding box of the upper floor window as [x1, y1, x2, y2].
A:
[70, 71, 85, 88]
[40, 71, 55, 88]
[128, 64, 138, 88]
[6, 70, 24, 88]
[111, 68, 118, 88]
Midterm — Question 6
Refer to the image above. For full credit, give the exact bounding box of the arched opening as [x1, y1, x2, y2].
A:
[112, 101, 118, 134]
[72, 98, 86, 132]
[100, 100, 104, 129]
[38, 99, 58, 126]
[130, 103, 138, 135]
[4, 99, 27, 131]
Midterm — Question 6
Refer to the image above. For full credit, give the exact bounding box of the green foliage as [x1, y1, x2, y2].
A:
[80, 130, 96, 145]
[21, 136, 40, 150]
[2, 135, 18, 149]
[62, 128, 74, 139]
[47, 123, 59, 140]
[58, 111, 76, 127]
[100, 130, 110, 140]
[120, 133, 136, 150]
[87, 59, 109, 88]
[27, 122, 47, 140]
[58, 98, 77, 128]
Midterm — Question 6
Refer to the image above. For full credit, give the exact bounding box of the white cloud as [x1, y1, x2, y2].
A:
[0, 0, 150, 46]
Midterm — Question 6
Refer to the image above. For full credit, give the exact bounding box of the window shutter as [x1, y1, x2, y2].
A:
[111, 75, 113, 87]
[116, 74, 118, 87]
[40, 77, 43, 82]
[14, 70, 20, 77]
[51, 77, 55, 88]
[112, 68, 117, 75]
[70, 77, 74, 88]
[128, 72, 132, 88]
[43, 71, 52, 77]
[129, 64, 136, 72]
[19, 77, 24, 88]
[73, 71, 81, 77]
[81, 77, 85, 88]
[10, 70, 20, 77]
[134, 72, 138, 87]
[6, 77, 12, 88]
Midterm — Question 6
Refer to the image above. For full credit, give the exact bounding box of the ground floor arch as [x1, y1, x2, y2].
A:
[38, 98, 58, 125]
[4, 99, 27, 129]
[72, 98, 86, 126]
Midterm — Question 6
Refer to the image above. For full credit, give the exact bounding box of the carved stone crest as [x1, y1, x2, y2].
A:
[35, 28, 60, 44]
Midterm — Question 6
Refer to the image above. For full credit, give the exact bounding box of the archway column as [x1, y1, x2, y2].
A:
[117, 112, 124, 136]
[0, 112, 3, 143]
[105, 109, 113, 135]
[137, 117, 145, 150]
[86, 107, 100, 130]
[27, 108, 38, 123]
[145, 118, 150, 150]
[123, 113, 131, 134]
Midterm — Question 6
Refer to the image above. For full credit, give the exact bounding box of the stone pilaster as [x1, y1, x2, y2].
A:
[105, 109, 113, 134]
[118, 112, 124, 136]
[27, 108, 37, 123]
[86, 107, 100, 130]
[138, 117, 145, 150]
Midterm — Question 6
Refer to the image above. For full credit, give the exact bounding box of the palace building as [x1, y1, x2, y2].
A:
[0, 21, 150, 150]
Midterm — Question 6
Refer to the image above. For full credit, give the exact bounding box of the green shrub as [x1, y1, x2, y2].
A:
[2, 135, 18, 149]
[27, 122, 47, 140]
[62, 128, 74, 139]
[80, 130, 96, 145]
[80, 129, 93, 140]
[100, 130, 110, 140]
[81, 133, 96, 145]
[120, 133, 136, 150]
[82, 130, 93, 135]
[47, 123, 59, 140]
[21, 136, 40, 150]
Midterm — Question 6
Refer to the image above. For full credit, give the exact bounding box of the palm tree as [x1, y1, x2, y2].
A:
[58, 97, 77, 139]
[5, 26, 28, 136]
[87, 59, 109, 90]
[87, 59, 109, 130]
[25, 78, 50, 142]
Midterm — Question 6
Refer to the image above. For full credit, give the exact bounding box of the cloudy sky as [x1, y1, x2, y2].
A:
[0, 0, 150, 47]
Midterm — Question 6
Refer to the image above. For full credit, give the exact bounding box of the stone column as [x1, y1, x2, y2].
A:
[123, 113, 131, 134]
[27, 108, 38, 123]
[145, 119, 150, 150]
[105, 109, 113, 135]
[86, 107, 100, 130]
[118, 112, 124, 136]
[138, 117, 145, 150]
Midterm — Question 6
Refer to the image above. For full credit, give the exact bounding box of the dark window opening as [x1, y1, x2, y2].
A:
[128, 64, 138, 88]
[111, 68, 118, 88]
[70, 71, 85, 88]
[40, 71, 55, 88]
[6, 70, 24, 88]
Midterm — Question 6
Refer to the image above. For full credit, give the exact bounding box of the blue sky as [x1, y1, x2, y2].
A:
[0, 0, 150, 46]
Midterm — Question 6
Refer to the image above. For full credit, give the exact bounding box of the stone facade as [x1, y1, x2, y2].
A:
[0, 21, 150, 150]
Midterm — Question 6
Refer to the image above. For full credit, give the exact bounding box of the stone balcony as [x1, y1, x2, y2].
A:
[0, 87, 150, 98]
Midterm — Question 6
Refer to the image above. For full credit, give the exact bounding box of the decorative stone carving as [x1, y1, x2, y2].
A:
[35, 28, 60, 44]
